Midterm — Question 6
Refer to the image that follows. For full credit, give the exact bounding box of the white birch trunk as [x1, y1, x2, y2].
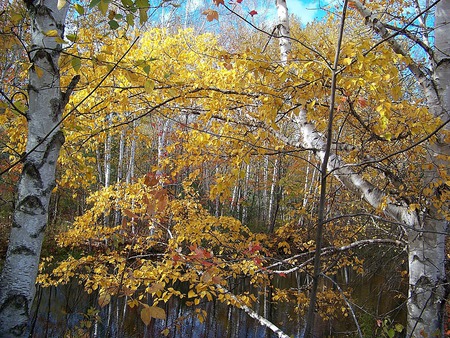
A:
[263, 154, 269, 224]
[114, 129, 126, 225]
[104, 131, 111, 188]
[156, 119, 171, 176]
[349, 1, 449, 335]
[0, 1, 73, 336]
[242, 163, 251, 224]
[126, 126, 136, 184]
[276, 0, 291, 65]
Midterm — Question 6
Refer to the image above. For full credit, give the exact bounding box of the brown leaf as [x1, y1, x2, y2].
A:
[202, 9, 219, 21]
[144, 172, 159, 187]
[123, 209, 139, 219]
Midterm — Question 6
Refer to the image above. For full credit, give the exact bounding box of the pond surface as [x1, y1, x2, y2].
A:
[30, 268, 406, 337]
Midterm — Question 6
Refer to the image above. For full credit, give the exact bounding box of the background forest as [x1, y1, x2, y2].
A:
[0, 0, 449, 337]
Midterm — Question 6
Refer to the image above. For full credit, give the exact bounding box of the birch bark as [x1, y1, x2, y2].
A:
[0, 1, 74, 336]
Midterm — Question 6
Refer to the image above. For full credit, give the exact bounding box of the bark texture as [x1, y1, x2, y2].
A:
[0, 1, 70, 336]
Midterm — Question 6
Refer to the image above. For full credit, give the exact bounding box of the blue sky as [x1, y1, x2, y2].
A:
[153, 0, 330, 29]
[284, 0, 327, 24]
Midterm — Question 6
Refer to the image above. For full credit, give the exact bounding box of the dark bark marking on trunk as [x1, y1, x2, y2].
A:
[50, 98, 61, 122]
[42, 130, 65, 166]
[30, 223, 46, 238]
[11, 220, 21, 229]
[22, 163, 43, 189]
[0, 295, 29, 336]
[17, 196, 45, 215]
[10, 245, 36, 256]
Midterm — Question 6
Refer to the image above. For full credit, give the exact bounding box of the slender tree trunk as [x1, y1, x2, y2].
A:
[263, 154, 269, 225]
[0, 1, 74, 336]
[104, 131, 111, 189]
[268, 158, 279, 233]
[103, 126, 112, 226]
[242, 163, 250, 223]
[114, 129, 126, 225]
[126, 125, 136, 184]
[156, 119, 171, 176]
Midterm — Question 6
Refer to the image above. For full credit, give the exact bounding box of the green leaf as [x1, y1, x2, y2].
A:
[387, 328, 395, 338]
[394, 323, 404, 332]
[74, 3, 85, 15]
[71, 57, 81, 72]
[108, 20, 119, 30]
[135, 0, 149, 8]
[98, 0, 109, 15]
[89, 0, 101, 9]
[121, 0, 134, 7]
[126, 13, 135, 26]
[139, 8, 148, 24]
[66, 33, 78, 42]
[143, 65, 150, 75]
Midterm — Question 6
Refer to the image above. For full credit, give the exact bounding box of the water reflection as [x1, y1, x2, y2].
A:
[30, 269, 406, 337]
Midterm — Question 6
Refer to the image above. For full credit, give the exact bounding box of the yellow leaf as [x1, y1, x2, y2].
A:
[45, 30, 59, 37]
[57, 0, 66, 10]
[55, 36, 67, 44]
[11, 13, 23, 25]
[342, 57, 352, 66]
[35, 65, 44, 78]
[148, 306, 166, 320]
[147, 282, 165, 294]
[98, 291, 111, 307]
[141, 306, 152, 325]
[144, 80, 155, 93]
[141, 305, 166, 324]
[188, 289, 196, 298]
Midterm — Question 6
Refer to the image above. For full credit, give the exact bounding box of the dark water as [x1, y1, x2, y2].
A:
[30, 269, 406, 337]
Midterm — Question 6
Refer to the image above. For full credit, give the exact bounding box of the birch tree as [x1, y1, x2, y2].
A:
[288, 0, 449, 336]
[0, 0, 76, 336]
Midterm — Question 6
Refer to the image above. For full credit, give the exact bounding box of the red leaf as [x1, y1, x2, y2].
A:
[253, 257, 262, 265]
[248, 242, 262, 253]
[357, 97, 368, 108]
[249, 10, 257, 16]
[172, 253, 182, 262]
[236, 0, 242, 3]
